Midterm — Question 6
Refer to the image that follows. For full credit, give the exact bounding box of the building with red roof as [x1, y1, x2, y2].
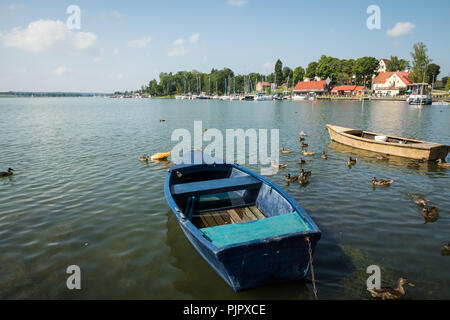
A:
[372, 71, 412, 96]
[331, 85, 367, 96]
[293, 79, 330, 94]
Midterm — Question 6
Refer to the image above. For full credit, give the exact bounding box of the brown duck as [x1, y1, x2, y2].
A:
[0, 168, 14, 177]
[372, 177, 394, 186]
[285, 174, 298, 183]
[367, 277, 414, 300]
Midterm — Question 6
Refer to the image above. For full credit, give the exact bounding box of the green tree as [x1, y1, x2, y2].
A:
[426, 63, 440, 84]
[305, 62, 318, 79]
[410, 42, 432, 83]
[386, 56, 410, 72]
[282, 67, 293, 84]
[353, 57, 379, 86]
[274, 59, 283, 86]
[446, 78, 450, 91]
[293, 66, 305, 84]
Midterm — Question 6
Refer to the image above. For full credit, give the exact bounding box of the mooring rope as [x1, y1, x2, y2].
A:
[305, 236, 318, 300]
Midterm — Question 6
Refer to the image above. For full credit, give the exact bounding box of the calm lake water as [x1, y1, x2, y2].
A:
[0, 97, 449, 299]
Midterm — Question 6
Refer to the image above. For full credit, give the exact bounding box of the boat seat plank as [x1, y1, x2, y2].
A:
[201, 212, 312, 248]
[249, 206, 266, 219]
[201, 213, 217, 228]
[172, 176, 261, 197]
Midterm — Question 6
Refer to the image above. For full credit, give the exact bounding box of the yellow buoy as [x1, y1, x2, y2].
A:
[151, 152, 171, 161]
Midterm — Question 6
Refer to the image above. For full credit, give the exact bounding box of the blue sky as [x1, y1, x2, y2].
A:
[0, 0, 449, 92]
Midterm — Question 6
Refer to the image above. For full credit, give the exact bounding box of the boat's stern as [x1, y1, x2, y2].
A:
[215, 231, 321, 291]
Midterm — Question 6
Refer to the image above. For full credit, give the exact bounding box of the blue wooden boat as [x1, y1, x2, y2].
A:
[164, 151, 321, 291]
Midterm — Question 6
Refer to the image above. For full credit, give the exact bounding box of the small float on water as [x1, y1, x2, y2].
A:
[164, 151, 321, 291]
[151, 152, 171, 161]
[326, 124, 449, 160]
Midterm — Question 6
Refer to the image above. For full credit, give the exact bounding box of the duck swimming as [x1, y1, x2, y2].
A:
[300, 169, 312, 178]
[0, 168, 14, 177]
[281, 147, 292, 154]
[301, 142, 308, 148]
[347, 157, 356, 166]
[367, 277, 414, 300]
[272, 161, 287, 169]
[415, 198, 427, 206]
[372, 177, 394, 186]
[436, 159, 450, 167]
[442, 242, 450, 252]
[285, 174, 298, 183]
[299, 137, 305, 142]
[299, 131, 308, 137]
[298, 158, 306, 164]
[138, 155, 150, 162]
[422, 206, 439, 220]
[298, 177, 309, 186]
[321, 151, 327, 160]
[302, 150, 315, 156]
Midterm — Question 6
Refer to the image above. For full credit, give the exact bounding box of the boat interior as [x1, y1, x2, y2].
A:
[170, 164, 311, 230]
[346, 130, 421, 144]
[169, 163, 313, 247]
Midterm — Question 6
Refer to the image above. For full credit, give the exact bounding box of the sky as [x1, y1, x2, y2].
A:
[0, 0, 449, 93]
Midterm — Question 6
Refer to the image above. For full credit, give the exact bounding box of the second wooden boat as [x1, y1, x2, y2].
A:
[326, 124, 449, 160]
[164, 151, 321, 291]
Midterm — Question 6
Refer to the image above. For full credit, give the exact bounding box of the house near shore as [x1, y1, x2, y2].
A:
[331, 85, 367, 96]
[372, 71, 412, 96]
[256, 81, 272, 92]
[293, 79, 330, 95]
[377, 58, 389, 73]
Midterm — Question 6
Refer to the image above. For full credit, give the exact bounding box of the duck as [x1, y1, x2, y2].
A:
[436, 159, 450, 167]
[298, 177, 309, 186]
[415, 198, 427, 206]
[272, 161, 287, 169]
[0, 168, 14, 177]
[298, 158, 306, 165]
[407, 161, 420, 169]
[367, 277, 414, 300]
[347, 157, 356, 166]
[159, 119, 166, 122]
[321, 151, 328, 160]
[376, 154, 389, 160]
[281, 147, 292, 154]
[442, 242, 450, 252]
[422, 206, 439, 220]
[285, 174, 299, 183]
[301, 142, 309, 148]
[138, 155, 150, 162]
[372, 177, 394, 186]
[302, 150, 315, 156]
[299, 137, 305, 142]
[299, 131, 308, 137]
[300, 169, 312, 178]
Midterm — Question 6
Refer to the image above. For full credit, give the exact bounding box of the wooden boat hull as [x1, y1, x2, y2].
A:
[164, 151, 321, 292]
[326, 124, 449, 160]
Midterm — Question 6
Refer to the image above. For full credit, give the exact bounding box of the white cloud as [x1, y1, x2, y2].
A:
[0, 19, 97, 52]
[113, 48, 119, 56]
[263, 62, 274, 70]
[168, 46, 191, 57]
[387, 22, 415, 37]
[53, 67, 67, 77]
[188, 33, 200, 44]
[128, 36, 152, 48]
[169, 33, 199, 57]
[173, 38, 184, 46]
[227, 0, 247, 7]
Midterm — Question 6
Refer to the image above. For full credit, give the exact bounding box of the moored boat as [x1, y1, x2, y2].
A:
[326, 124, 449, 160]
[164, 151, 321, 291]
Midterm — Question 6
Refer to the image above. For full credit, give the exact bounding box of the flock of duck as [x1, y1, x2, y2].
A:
[273, 130, 450, 299]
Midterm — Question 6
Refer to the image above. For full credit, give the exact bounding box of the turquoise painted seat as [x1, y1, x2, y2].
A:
[201, 212, 311, 248]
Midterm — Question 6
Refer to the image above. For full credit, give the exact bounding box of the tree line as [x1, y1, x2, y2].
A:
[129, 42, 441, 96]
